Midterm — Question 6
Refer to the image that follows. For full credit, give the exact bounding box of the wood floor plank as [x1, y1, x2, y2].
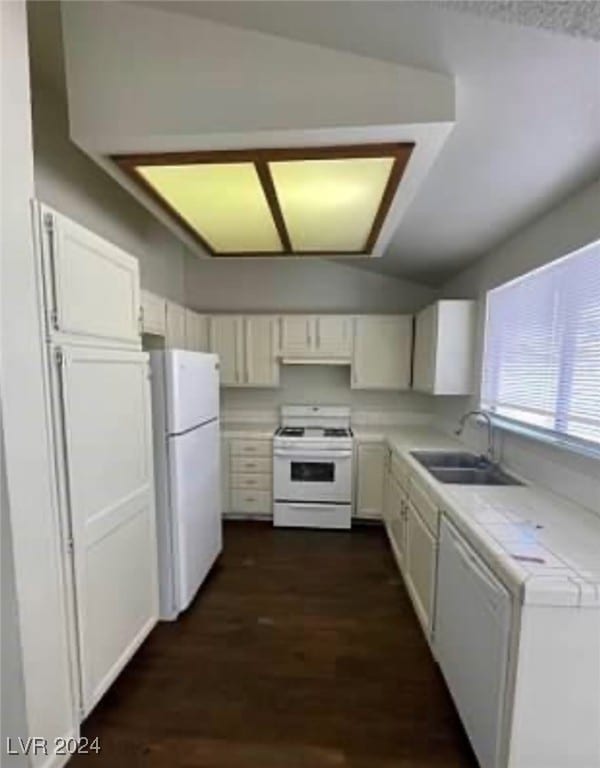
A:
[72, 522, 477, 767]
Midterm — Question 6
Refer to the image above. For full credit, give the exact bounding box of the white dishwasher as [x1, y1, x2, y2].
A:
[435, 516, 512, 768]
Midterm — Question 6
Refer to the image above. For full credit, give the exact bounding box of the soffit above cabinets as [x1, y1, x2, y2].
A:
[113, 144, 414, 257]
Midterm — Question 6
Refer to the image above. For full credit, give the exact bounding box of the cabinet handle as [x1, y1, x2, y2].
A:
[245, 462, 257, 469]
[306, 321, 311, 347]
[316, 318, 321, 348]
[245, 497, 256, 503]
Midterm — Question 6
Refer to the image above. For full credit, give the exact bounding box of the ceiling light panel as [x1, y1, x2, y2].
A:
[136, 163, 282, 253]
[269, 157, 395, 252]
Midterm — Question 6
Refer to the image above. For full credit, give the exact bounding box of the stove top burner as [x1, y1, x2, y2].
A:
[324, 428, 352, 437]
[276, 426, 353, 438]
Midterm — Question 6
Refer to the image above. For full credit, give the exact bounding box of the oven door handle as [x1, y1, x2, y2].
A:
[273, 450, 352, 460]
[286, 502, 348, 509]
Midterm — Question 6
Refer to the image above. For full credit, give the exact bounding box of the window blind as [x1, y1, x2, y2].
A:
[481, 240, 600, 450]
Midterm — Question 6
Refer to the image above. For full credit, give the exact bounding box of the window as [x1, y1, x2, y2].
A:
[481, 240, 600, 453]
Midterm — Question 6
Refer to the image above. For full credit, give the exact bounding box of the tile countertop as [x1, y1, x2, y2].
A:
[357, 425, 600, 609]
[221, 421, 600, 607]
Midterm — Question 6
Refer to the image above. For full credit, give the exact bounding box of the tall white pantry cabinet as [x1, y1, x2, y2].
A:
[36, 204, 159, 729]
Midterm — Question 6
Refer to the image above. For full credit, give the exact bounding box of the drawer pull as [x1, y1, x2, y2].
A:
[245, 497, 256, 503]
[245, 463, 257, 469]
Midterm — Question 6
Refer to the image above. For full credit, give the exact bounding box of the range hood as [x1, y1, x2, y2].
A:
[281, 357, 351, 366]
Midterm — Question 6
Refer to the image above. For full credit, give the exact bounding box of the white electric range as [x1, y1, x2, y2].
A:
[273, 405, 353, 529]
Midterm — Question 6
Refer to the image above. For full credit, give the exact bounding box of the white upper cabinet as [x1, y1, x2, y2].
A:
[41, 205, 140, 346]
[413, 300, 476, 395]
[141, 290, 166, 336]
[315, 316, 352, 357]
[280, 315, 352, 359]
[279, 315, 313, 357]
[244, 316, 279, 387]
[210, 315, 244, 386]
[165, 301, 187, 349]
[352, 315, 412, 390]
[185, 309, 210, 352]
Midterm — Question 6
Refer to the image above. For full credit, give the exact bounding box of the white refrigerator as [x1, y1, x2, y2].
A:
[150, 350, 222, 620]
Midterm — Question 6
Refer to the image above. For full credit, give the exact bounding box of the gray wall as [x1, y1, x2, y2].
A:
[27, 2, 189, 303]
[184, 256, 435, 314]
[436, 177, 600, 512]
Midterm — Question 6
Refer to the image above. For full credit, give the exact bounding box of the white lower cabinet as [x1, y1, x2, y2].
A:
[355, 442, 387, 519]
[385, 471, 407, 571]
[405, 500, 437, 635]
[224, 436, 273, 517]
[221, 436, 231, 516]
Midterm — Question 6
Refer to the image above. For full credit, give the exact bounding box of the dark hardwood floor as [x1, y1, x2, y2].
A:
[73, 521, 477, 767]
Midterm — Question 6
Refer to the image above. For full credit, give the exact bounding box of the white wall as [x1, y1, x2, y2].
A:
[436, 178, 600, 512]
[1, 2, 76, 762]
[1, 407, 27, 766]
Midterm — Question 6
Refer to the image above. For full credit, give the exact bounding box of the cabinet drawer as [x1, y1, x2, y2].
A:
[230, 473, 272, 491]
[408, 474, 439, 535]
[230, 439, 272, 458]
[231, 456, 271, 475]
[231, 489, 272, 515]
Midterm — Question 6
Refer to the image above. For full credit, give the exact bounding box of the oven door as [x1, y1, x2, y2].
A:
[273, 449, 352, 503]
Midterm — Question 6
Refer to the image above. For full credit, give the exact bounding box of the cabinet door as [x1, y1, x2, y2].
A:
[210, 316, 243, 386]
[41, 206, 140, 345]
[185, 310, 209, 352]
[57, 346, 158, 714]
[141, 290, 166, 336]
[244, 316, 279, 387]
[406, 501, 437, 636]
[388, 477, 407, 571]
[413, 304, 437, 393]
[280, 315, 314, 356]
[355, 443, 386, 519]
[165, 302, 187, 348]
[352, 316, 412, 389]
[316, 316, 352, 357]
[221, 437, 231, 515]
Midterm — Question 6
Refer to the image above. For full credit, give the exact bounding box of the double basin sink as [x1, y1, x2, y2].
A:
[410, 451, 523, 486]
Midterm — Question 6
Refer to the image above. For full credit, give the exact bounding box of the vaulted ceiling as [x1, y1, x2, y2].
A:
[31, 1, 600, 286]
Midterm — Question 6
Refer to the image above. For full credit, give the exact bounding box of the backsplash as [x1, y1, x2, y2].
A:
[221, 365, 432, 416]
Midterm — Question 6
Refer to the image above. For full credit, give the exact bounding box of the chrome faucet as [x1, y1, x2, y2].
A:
[455, 409, 496, 464]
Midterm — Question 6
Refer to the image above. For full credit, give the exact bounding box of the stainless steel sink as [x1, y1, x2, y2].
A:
[410, 451, 489, 469]
[410, 451, 523, 486]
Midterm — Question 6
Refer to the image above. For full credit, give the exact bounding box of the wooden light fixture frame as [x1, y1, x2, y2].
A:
[112, 143, 414, 257]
